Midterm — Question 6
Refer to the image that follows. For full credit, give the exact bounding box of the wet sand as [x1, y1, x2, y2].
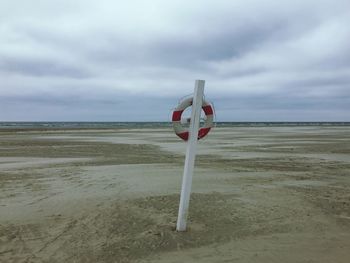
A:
[0, 126, 350, 262]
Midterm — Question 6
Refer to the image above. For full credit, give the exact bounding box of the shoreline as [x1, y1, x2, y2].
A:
[1, 126, 350, 262]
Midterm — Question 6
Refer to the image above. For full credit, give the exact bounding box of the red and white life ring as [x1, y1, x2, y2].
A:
[172, 97, 214, 141]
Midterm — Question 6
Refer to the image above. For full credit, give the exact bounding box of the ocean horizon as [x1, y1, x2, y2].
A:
[1, 121, 350, 130]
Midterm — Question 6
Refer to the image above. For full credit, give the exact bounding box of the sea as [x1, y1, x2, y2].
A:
[0, 122, 349, 130]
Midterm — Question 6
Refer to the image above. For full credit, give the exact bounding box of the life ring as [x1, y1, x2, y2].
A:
[172, 97, 214, 141]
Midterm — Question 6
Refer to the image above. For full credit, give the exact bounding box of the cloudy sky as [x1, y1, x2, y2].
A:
[1, 0, 349, 121]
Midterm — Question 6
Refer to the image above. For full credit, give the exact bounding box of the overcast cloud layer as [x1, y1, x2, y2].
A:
[1, 0, 349, 121]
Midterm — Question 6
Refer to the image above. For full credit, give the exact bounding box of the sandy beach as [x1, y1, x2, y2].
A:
[1, 126, 350, 262]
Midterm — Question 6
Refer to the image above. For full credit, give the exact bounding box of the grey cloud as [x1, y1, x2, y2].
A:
[0, 0, 350, 121]
[89, 14, 293, 68]
[0, 56, 91, 78]
[217, 93, 350, 111]
[0, 94, 175, 121]
[282, 74, 350, 90]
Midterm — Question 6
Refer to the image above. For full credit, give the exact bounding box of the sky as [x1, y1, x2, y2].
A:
[1, 0, 349, 121]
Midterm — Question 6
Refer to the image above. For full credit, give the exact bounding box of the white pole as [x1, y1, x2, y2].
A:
[176, 79, 205, 231]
